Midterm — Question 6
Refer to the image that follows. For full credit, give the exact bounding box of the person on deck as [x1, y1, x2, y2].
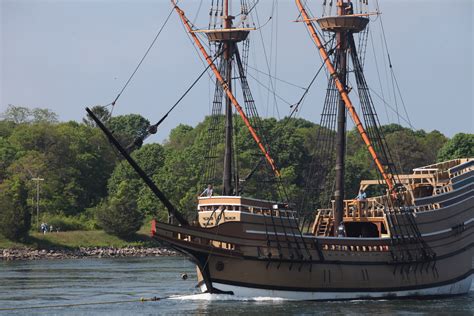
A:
[337, 222, 346, 237]
[200, 184, 213, 197]
[356, 189, 367, 210]
[345, 1, 354, 15]
[356, 189, 367, 201]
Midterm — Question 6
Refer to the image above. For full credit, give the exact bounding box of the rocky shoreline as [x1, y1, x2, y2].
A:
[1, 247, 178, 261]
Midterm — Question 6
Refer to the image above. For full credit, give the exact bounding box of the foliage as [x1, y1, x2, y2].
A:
[83, 105, 111, 127]
[1, 105, 468, 229]
[108, 114, 150, 148]
[107, 143, 165, 217]
[96, 181, 144, 238]
[1, 104, 58, 124]
[437, 133, 474, 161]
[41, 214, 91, 232]
[0, 115, 117, 218]
[0, 177, 31, 241]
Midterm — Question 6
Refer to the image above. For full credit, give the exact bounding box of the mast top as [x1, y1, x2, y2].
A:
[193, 28, 254, 43]
[317, 0, 369, 33]
[316, 16, 369, 33]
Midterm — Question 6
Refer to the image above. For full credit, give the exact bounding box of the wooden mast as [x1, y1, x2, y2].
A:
[222, 0, 234, 196]
[171, 1, 281, 178]
[294, 0, 395, 195]
[333, 0, 348, 235]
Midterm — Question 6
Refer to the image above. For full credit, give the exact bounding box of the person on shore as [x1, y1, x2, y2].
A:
[40, 222, 46, 234]
[200, 184, 213, 197]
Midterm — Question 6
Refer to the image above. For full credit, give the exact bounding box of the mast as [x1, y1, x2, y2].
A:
[172, 1, 281, 181]
[295, 0, 395, 192]
[333, 0, 348, 236]
[295, 0, 398, 235]
[222, 0, 234, 196]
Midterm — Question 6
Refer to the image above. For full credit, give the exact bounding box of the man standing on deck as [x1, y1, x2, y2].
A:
[200, 184, 213, 197]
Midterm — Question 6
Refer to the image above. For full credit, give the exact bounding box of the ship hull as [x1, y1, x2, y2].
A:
[155, 217, 473, 300]
[199, 275, 472, 300]
[152, 160, 473, 300]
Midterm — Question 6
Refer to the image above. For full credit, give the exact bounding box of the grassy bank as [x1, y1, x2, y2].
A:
[0, 222, 159, 250]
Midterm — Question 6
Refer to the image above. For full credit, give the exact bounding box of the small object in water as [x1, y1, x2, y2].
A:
[181, 273, 188, 280]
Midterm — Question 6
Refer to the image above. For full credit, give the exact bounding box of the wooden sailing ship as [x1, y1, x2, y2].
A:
[87, 0, 473, 300]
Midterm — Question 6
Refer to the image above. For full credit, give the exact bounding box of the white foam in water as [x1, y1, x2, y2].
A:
[169, 293, 287, 301]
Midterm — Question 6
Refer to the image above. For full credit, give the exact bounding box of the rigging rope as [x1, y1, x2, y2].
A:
[126, 52, 223, 151]
[107, 4, 177, 109]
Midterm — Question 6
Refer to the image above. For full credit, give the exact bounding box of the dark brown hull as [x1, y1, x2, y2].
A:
[152, 163, 474, 299]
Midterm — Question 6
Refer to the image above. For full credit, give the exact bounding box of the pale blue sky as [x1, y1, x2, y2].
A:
[1, 0, 473, 143]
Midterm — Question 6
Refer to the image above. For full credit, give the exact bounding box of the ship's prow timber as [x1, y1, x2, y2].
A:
[152, 158, 473, 300]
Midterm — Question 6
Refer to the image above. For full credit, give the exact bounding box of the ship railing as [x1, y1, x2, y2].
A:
[198, 204, 297, 218]
[434, 184, 453, 195]
[321, 243, 390, 252]
[449, 161, 473, 179]
[413, 202, 441, 213]
[342, 198, 386, 218]
[176, 232, 237, 251]
[417, 158, 469, 173]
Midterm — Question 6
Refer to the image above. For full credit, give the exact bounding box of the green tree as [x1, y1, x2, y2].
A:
[96, 181, 144, 238]
[83, 105, 111, 127]
[108, 114, 150, 148]
[31, 108, 58, 123]
[0, 120, 16, 138]
[1, 105, 31, 123]
[1, 105, 58, 124]
[6, 120, 117, 216]
[422, 130, 448, 163]
[437, 133, 474, 161]
[0, 177, 31, 241]
[0, 137, 17, 181]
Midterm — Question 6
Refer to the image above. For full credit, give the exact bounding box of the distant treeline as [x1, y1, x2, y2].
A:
[0, 104, 472, 240]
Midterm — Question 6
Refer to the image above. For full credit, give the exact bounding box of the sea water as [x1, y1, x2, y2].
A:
[0, 257, 472, 315]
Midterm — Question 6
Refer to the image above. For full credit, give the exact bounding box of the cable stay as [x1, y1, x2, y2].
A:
[125, 52, 223, 152]
[103, 5, 176, 112]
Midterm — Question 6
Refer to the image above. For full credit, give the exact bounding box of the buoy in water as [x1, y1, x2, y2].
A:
[181, 273, 188, 280]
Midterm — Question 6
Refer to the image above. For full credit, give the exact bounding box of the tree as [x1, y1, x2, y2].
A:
[6, 121, 117, 216]
[108, 114, 150, 148]
[0, 120, 16, 138]
[96, 181, 144, 238]
[107, 143, 165, 195]
[1, 105, 58, 124]
[422, 130, 448, 163]
[437, 133, 474, 161]
[1, 105, 30, 124]
[0, 137, 17, 181]
[31, 108, 58, 123]
[0, 177, 31, 241]
[83, 105, 111, 127]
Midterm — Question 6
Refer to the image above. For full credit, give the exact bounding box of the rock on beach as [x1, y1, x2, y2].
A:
[1, 247, 177, 261]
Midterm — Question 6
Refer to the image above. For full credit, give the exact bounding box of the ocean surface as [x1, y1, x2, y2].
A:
[0, 257, 472, 315]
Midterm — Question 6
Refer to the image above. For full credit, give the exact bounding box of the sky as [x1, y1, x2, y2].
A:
[1, 0, 473, 144]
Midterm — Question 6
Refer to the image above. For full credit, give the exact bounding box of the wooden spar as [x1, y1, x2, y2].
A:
[294, 0, 394, 191]
[85, 107, 189, 226]
[171, 1, 281, 177]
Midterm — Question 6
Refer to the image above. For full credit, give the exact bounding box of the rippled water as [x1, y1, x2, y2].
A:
[0, 257, 472, 315]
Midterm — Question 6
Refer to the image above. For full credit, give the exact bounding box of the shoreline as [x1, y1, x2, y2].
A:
[1, 246, 178, 261]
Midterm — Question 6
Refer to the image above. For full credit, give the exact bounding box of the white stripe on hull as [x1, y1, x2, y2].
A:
[200, 275, 473, 301]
